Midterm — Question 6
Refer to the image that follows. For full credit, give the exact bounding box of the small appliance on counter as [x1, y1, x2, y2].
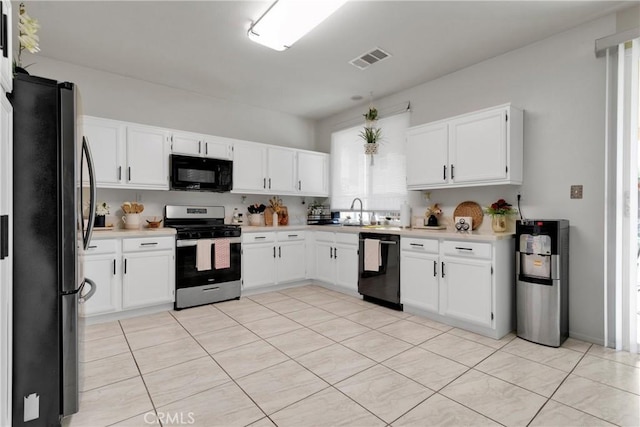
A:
[307, 206, 339, 225]
[516, 219, 569, 347]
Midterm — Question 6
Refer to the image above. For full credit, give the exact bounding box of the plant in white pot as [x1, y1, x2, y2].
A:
[360, 107, 382, 165]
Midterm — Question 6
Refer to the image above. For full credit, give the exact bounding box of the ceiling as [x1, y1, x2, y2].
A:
[19, 1, 632, 120]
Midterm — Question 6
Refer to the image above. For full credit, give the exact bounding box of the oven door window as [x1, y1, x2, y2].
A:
[176, 241, 241, 289]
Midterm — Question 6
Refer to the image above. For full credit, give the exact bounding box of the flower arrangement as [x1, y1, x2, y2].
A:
[96, 202, 110, 216]
[425, 203, 442, 218]
[15, 3, 40, 71]
[363, 107, 378, 122]
[485, 199, 516, 216]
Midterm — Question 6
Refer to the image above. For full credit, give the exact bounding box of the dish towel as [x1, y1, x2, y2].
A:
[196, 239, 213, 271]
[214, 238, 231, 269]
[364, 238, 382, 272]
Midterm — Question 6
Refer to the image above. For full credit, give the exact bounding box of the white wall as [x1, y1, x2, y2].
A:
[26, 57, 321, 228]
[25, 56, 316, 150]
[316, 15, 617, 344]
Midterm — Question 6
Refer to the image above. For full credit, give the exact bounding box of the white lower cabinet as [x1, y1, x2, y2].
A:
[401, 236, 514, 339]
[241, 231, 306, 290]
[314, 231, 359, 293]
[400, 237, 439, 313]
[82, 236, 175, 317]
[82, 239, 120, 316]
[440, 253, 493, 328]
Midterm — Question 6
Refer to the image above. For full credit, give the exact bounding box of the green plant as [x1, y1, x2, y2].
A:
[359, 126, 382, 144]
[363, 107, 378, 122]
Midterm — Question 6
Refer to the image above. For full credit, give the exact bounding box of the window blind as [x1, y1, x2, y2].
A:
[330, 112, 409, 210]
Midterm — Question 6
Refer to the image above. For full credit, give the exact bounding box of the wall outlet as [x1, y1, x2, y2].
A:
[570, 185, 583, 199]
[135, 192, 143, 203]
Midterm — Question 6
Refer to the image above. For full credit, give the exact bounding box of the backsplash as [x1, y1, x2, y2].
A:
[93, 188, 322, 229]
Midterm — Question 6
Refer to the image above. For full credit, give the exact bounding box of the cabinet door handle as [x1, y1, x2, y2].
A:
[443, 165, 447, 180]
[433, 260, 437, 277]
[205, 143, 208, 156]
[113, 259, 116, 275]
[128, 167, 131, 181]
[268, 178, 271, 189]
[455, 247, 473, 251]
[441, 261, 445, 278]
[278, 246, 281, 258]
[198, 141, 202, 154]
[263, 178, 266, 189]
[118, 166, 122, 181]
[273, 246, 276, 258]
[330, 247, 333, 259]
[254, 236, 266, 240]
[451, 164, 454, 179]
[410, 243, 424, 248]
[288, 234, 298, 238]
[334, 247, 338, 259]
[298, 180, 301, 191]
[124, 258, 127, 274]
[88, 245, 97, 249]
[140, 242, 158, 246]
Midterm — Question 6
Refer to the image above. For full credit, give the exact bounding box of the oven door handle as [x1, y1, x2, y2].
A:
[176, 237, 242, 247]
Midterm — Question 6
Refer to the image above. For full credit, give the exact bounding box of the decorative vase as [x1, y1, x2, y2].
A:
[248, 213, 264, 226]
[491, 215, 507, 232]
[14, 66, 29, 75]
[94, 215, 105, 228]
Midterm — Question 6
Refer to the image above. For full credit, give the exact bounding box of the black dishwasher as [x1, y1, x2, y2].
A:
[358, 233, 402, 310]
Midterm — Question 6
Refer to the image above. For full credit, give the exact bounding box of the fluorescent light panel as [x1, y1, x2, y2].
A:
[249, 0, 347, 51]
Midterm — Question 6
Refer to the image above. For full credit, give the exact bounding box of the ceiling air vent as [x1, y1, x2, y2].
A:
[349, 47, 391, 70]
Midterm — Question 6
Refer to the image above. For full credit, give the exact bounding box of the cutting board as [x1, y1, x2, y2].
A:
[265, 207, 288, 226]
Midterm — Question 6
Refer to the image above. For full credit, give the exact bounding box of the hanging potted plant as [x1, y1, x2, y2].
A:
[360, 106, 382, 164]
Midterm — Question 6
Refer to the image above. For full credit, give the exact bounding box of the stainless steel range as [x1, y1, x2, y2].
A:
[164, 205, 241, 309]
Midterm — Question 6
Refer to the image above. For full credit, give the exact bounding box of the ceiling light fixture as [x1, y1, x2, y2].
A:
[248, 0, 347, 51]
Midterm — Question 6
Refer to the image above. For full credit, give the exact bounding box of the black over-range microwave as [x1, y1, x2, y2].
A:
[170, 154, 233, 192]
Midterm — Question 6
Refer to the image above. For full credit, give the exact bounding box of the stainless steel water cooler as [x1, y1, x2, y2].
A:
[516, 219, 569, 347]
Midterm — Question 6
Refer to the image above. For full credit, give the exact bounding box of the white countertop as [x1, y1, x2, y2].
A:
[91, 227, 176, 239]
[241, 224, 514, 241]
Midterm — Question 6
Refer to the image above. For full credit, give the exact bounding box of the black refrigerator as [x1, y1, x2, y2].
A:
[10, 74, 96, 425]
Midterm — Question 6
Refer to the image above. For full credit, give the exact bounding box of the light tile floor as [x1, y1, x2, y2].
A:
[65, 284, 640, 427]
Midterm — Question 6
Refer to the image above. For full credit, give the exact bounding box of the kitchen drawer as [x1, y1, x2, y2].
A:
[276, 231, 305, 241]
[335, 232, 358, 245]
[242, 232, 275, 244]
[401, 237, 438, 254]
[315, 231, 335, 243]
[122, 236, 174, 252]
[85, 239, 118, 255]
[442, 240, 492, 259]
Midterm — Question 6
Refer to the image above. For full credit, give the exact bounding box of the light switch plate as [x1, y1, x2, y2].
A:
[570, 185, 583, 199]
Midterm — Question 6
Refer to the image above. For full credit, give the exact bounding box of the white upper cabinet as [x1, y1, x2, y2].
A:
[81, 116, 169, 190]
[0, 0, 12, 93]
[267, 146, 296, 193]
[406, 104, 523, 190]
[82, 117, 124, 186]
[126, 125, 170, 188]
[232, 141, 329, 197]
[170, 131, 233, 160]
[232, 141, 268, 193]
[406, 123, 448, 187]
[171, 131, 202, 157]
[297, 151, 329, 196]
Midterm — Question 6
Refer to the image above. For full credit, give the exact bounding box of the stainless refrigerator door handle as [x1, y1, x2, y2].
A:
[79, 277, 97, 303]
[82, 137, 97, 250]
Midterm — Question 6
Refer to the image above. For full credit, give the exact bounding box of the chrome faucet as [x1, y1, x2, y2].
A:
[350, 197, 363, 226]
